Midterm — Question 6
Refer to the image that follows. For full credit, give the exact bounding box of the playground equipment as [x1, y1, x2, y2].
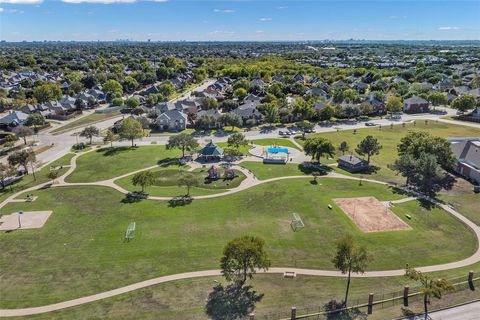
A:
[125, 222, 136, 241]
[290, 213, 305, 232]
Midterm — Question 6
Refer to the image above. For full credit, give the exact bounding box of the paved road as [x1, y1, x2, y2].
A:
[398, 300, 480, 320]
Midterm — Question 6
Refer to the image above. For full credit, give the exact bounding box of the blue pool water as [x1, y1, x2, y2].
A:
[267, 147, 289, 153]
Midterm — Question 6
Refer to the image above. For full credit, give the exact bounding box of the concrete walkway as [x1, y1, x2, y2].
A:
[1, 149, 480, 317]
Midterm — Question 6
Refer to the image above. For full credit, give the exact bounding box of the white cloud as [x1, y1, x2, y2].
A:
[0, 0, 42, 4]
[255, 30, 264, 34]
[0, 7, 3, 11]
[208, 30, 234, 35]
[276, 6, 287, 10]
[438, 26, 460, 30]
[213, 8, 235, 13]
[259, 17, 272, 22]
[0, 6, 23, 12]
[62, 0, 136, 3]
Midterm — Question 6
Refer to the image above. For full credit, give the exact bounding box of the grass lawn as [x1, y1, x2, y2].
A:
[51, 111, 122, 135]
[0, 153, 75, 203]
[216, 142, 252, 155]
[439, 179, 480, 226]
[250, 138, 302, 151]
[114, 167, 246, 197]
[0, 178, 476, 308]
[297, 121, 480, 185]
[65, 146, 181, 183]
[240, 161, 309, 180]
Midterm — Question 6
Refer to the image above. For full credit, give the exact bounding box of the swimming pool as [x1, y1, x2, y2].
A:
[267, 147, 289, 154]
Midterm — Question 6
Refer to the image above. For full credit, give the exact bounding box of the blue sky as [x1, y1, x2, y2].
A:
[0, 0, 479, 41]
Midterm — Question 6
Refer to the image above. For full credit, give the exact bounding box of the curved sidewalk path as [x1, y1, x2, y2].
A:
[1, 150, 480, 316]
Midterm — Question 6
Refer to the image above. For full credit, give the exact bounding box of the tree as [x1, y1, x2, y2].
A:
[386, 96, 403, 114]
[131, 170, 155, 193]
[196, 115, 216, 131]
[295, 120, 314, 139]
[33, 82, 62, 103]
[158, 81, 175, 98]
[178, 173, 199, 196]
[264, 104, 280, 126]
[219, 113, 242, 131]
[12, 126, 33, 145]
[319, 104, 335, 121]
[233, 88, 248, 100]
[397, 131, 455, 170]
[355, 135, 382, 164]
[205, 283, 264, 320]
[103, 79, 123, 98]
[118, 118, 144, 147]
[303, 136, 335, 163]
[339, 141, 349, 155]
[220, 236, 270, 286]
[47, 170, 60, 183]
[166, 133, 199, 158]
[8, 150, 36, 179]
[293, 98, 314, 120]
[0, 163, 16, 190]
[25, 113, 45, 133]
[332, 234, 369, 307]
[227, 132, 248, 150]
[427, 92, 447, 110]
[452, 94, 476, 114]
[125, 96, 140, 109]
[79, 126, 100, 145]
[405, 267, 453, 320]
[123, 76, 138, 92]
[103, 129, 118, 147]
[202, 97, 219, 110]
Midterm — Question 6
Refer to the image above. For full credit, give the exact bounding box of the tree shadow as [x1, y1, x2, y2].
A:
[168, 196, 192, 207]
[299, 162, 332, 175]
[121, 192, 147, 203]
[100, 146, 135, 157]
[323, 300, 367, 320]
[157, 158, 180, 166]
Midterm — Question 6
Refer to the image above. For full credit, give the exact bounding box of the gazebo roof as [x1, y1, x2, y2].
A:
[199, 141, 224, 157]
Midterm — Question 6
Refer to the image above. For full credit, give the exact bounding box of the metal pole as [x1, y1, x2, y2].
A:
[18, 210, 23, 229]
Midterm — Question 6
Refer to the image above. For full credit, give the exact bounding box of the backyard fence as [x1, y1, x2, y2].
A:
[250, 271, 479, 320]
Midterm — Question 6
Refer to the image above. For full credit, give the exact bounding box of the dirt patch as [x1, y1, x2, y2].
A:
[334, 196, 411, 233]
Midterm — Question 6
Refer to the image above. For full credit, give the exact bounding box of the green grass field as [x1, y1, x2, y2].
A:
[297, 121, 480, 185]
[51, 111, 122, 135]
[0, 178, 476, 308]
[240, 161, 309, 180]
[65, 146, 180, 183]
[114, 167, 246, 197]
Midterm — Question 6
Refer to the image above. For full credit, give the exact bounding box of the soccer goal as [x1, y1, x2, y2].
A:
[290, 213, 305, 232]
[125, 222, 136, 241]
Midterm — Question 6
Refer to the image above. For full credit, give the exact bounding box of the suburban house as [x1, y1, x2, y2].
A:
[337, 155, 369, 173]
[155, 109, 187, 131]
[198, 141, 224, 161]
[231, 104, 264, 124]
[403, 95, 430, 113]
[450, 138, 480, 185]
[0, 110, 29, 128]
[196, 109, 222, 129]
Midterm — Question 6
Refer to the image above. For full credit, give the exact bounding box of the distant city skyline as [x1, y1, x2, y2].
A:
[0, 0, 479, 42]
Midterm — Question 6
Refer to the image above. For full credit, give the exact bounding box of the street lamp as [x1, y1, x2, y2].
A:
[18, 210, 23, 229]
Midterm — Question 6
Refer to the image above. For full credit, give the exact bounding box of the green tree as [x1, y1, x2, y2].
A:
[123, 76, 139, 93]
[386, 96, 403, 114]
[319, 104, 335, 121]
[178, 173, 199, 196]
[47, 169, 60, 183]
[158, 81, 175, 98]
[118, 118, 144, 147]
[227, 132, 248, 150]
[303, 136, 335, 163]
[295, 120, 314, 139]
[202, 97, 219, 110]
[12, 126, 33, 145]
[125, 96, 140, 109]
[220, 236, 270, 286]
[25, 113, 45, 132]
[33, 82, 62, 103]
[233, 88, 248, 100]
[219, 113, 242, 131]
[8, 149, 36, 179]
[427, 92, 447, 110]
[405, 267, 453, 320]
[103, 79, 123, 97]
[332, 234, 369, 307]
[355, 135, 382, 164]
[264, 104, 280, 126]
[79, 126, 100, 145]
[339, 141, 349, 155]
[196, 115, 216, 131]
[452, 94, 476, 114]
[103, 129, 118, 147]
[131, 170, 155, 193]
[166, 133, 199, 158]
[0, 163, 16, 190]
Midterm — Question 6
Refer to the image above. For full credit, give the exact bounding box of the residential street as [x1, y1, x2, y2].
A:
[398, 300, 480, 320]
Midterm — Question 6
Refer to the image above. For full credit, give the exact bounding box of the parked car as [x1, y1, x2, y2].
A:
[365, 122, 377, 127]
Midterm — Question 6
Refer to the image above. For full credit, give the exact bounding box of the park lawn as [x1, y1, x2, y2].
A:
[216, 142, 251, 155]
[439, 179, 480, 226]
[297, 121, 480, 185]
[0, 178, 476, 308]
[251, 138, 302, 151]
[114, 167, 246, 197]
[0, 153, 75, 203]
[65, 146, 181, 183]
[240, 161, 309, 180]
[50, 111, 122, 135]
